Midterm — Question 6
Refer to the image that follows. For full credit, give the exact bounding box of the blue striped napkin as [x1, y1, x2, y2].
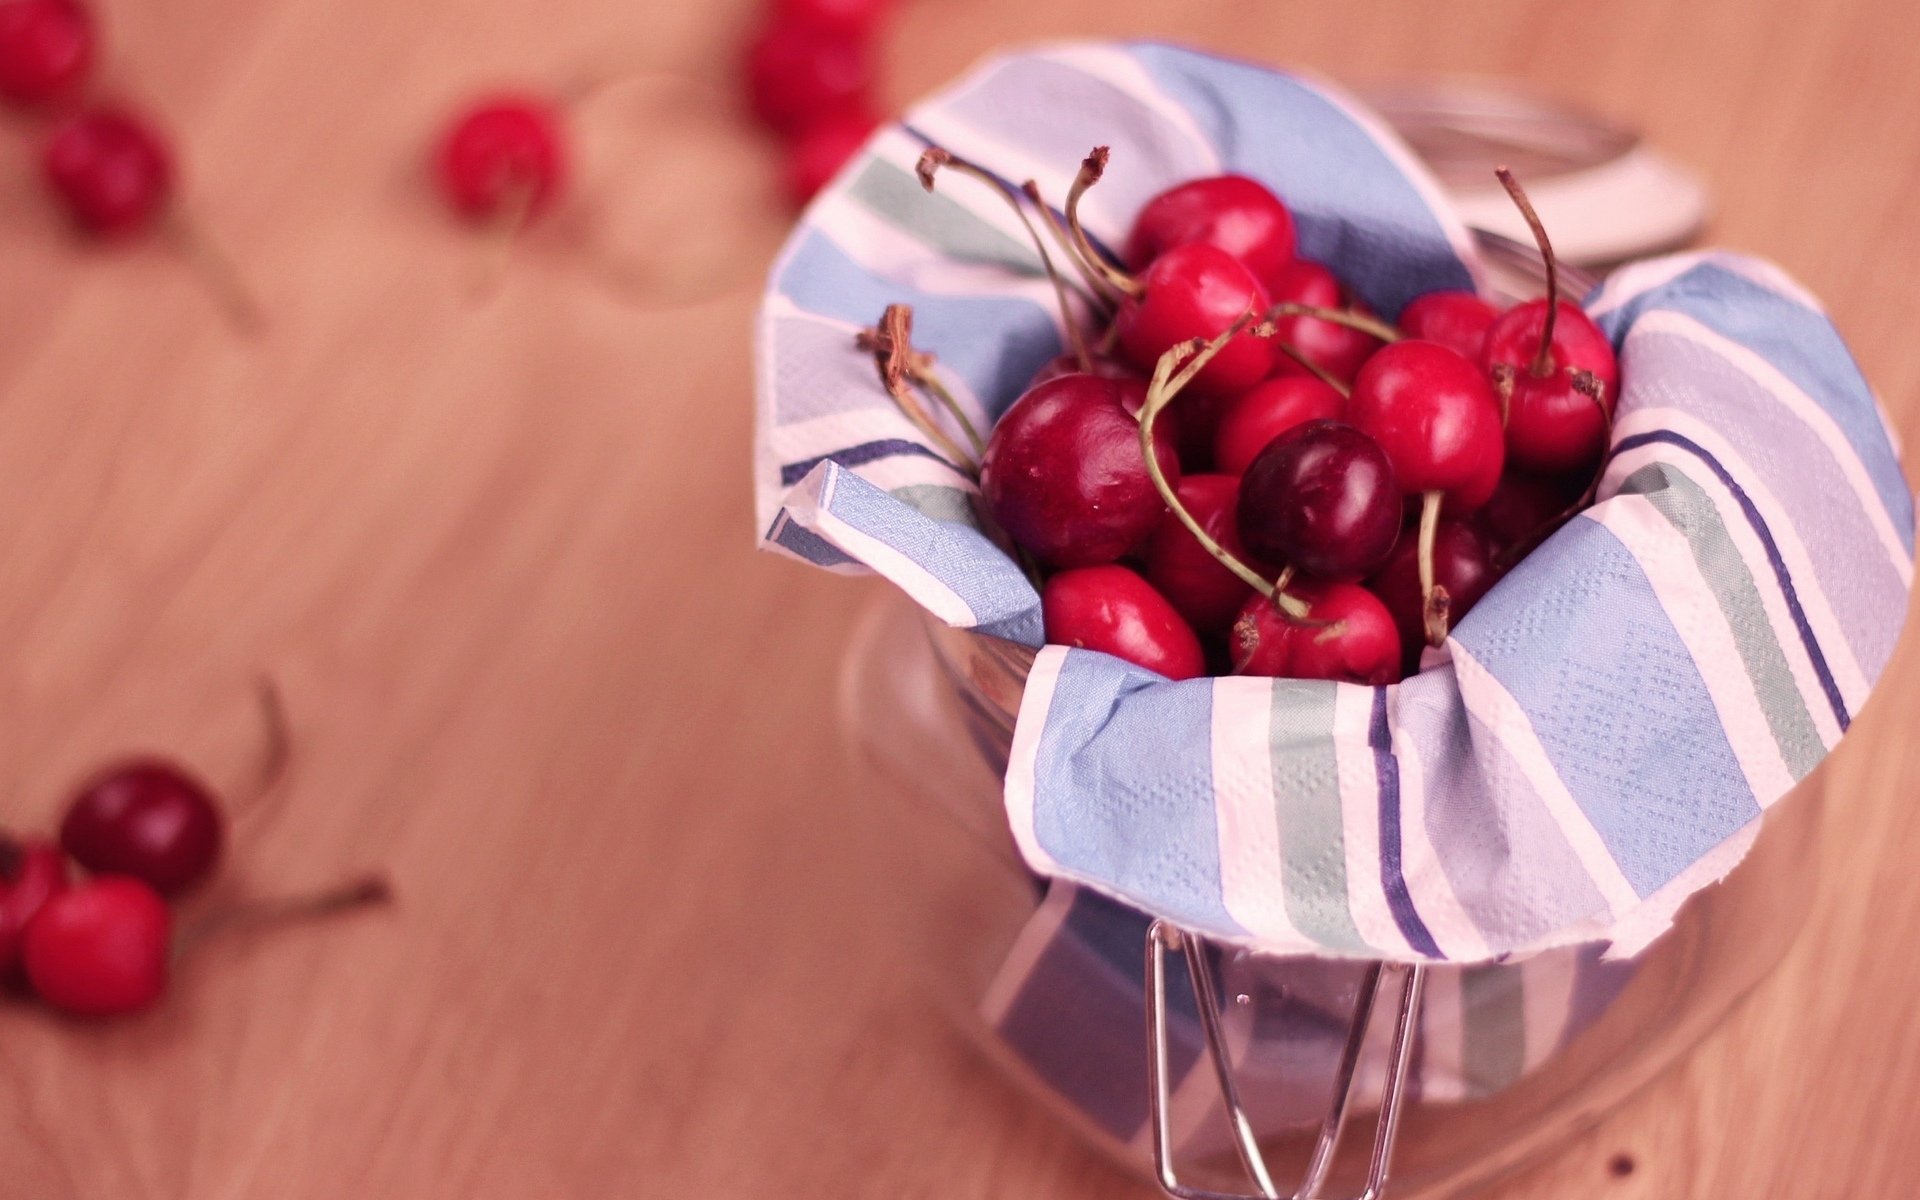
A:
[755, 41, 1914, 965]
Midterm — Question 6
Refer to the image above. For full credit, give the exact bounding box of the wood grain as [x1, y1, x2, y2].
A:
[0, 0, 1915, 1196]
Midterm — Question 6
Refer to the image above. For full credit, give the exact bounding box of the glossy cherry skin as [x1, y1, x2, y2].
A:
[1115, 242, 1274, 397]
[21, 876, 170, 1017]
[1229, 582, 1401, 684]
[1213, 376, 1344, 476]
[1237, 420, 1400, 580]
[1398, 291, 1497, 361]
[773, 0, 892, 33]
[1143, 475, 1270, 634]
[1042, 566, 1205, 681]
[1124, 175, 1296, 290]
[435, 95, 566, 220]
[60, 759, 224, 895]
[783, 108, 875, 206]
[0, 0, 91, 106]
[1367, 517, 1503, 672]
[41, 107, 171, 238]
[0, 838, 68, 974]
[1483, 300, 1621, 473]
[1475, 469, 1584, 557]
[1266, 260, 1384, 385]
[981, 374, 1180, 568]
[1348, 340, 1505, 512]
[744, 18, 870, 136]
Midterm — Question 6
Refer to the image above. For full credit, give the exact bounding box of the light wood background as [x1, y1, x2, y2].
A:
[0, 0, 1915, 1196]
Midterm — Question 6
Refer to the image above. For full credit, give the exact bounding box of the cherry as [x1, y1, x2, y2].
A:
[1229, 582, 1401, 685]
[1399, 290, 1497, 362]
[1125, 174, 1296, 291]
[1476, 469, 1585, 560]
[1029, 351, 1140, 388]
[1347, 340, 1505, 512]
[784, 108, 876, 206]
[1114, 241, 1274, 396]
[42, 106, 172, 238]
[1367, 517, 1502, 673]
[980, 372, 1180, 568]
[0, 0, 91, 106]
[435, 95, 567, 221]
[22, 876, 170, 1018]
[773, 0, 893, 34]
[0, 837, 68, 975]
[1237, 420, 1400, 580]
[60, 759, 223, 896]
[744, 18, 870, 137]
[1042, 566, 1205, 681]
[1213, 375, 1344, 476]
[1265, 260, 1384, 385]
[1482, 169, 1620, 473]
[1143, 475, 1268, 634]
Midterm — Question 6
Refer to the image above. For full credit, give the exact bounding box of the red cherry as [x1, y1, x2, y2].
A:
[0, 837, 68, 974]
[1399, 290, 1497, 361]
[1029, 351, 1141, 388]
[1236, 419, 1401, 580]
[1125, 174, 1296, 290]
[41, 107, 172, 238]
[1229, 582, 1401, 684]
[60, 759, 224, 895]
[434, 95, 567, 221]
[773, 0, 892, 33]
[1042, 565, 1205, 681]
[1213, 375, 1344, 476]
[1475, 469, 1585, 558]
[1114, 242, 1275, 397]
[980, 373, 1181, 568]
[22, 876, 170, 1018]
[1347, 340, 1505, 513]
[0, 0, 91, 106]
[784, 108, 876, 206]
[744, 18, 870, 137]
[1143, 475, 1270, 634]
[1367, 518, 1502, 673]
[1483, 300, 1620, 472]
[1266, 260, 1384, 385]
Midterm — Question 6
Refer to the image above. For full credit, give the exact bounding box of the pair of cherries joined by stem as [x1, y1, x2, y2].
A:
[879, 141, 1618, 687]
[0, 682, 388, 1019]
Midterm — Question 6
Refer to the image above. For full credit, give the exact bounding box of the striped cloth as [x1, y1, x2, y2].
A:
[756, 41, 1914, 964]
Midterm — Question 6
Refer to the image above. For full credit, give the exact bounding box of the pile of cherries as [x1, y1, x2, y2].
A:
[742, 0, 891, 206]
[0, 685, 387, 1020]
[911, 145, 1618, 684]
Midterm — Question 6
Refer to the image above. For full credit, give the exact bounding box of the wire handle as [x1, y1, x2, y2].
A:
[1145, 920, 1428, 1200]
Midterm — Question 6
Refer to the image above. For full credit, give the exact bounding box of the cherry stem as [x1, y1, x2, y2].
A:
[474, 177, 536, 301]
[1489, 362, 1515, 427]
[1021, 180, 1119, 315]
[1495, 166, 1560, 378]
[1267, 334, 1352, 398]
[1264, 302, 1400, 345]
[857, 305, 983, 474]
[1417, 490, 1451, 647]
[164, 215, 266, 335]
[173, 873, 392, 963]
[230, 675, 293, 826]
[1063, 147, 1143, 302]
[918, 148, 1091, 373]
[1137, 321, 1310, 621]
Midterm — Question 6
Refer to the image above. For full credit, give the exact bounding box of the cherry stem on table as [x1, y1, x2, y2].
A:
[173, 874, 392, 963]
[1495, 166, 1560, 378]
[165, 215, 266, 335]
[917, 147, 1092, 373]
[1063, 146, 1143, 303]
[230, 675, 293, 826]
[1417, 489, 1452, 647]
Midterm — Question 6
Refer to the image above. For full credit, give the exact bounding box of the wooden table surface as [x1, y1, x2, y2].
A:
[2, 0, 1917, 1195]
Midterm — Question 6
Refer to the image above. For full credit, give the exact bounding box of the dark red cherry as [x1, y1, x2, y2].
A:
[1029, 351, 1141, 388]
[0, 837, 68, 974]
[1236, 420, 1400, 580]
[1399, 290, 1497, 361]
[1114, 242, 1274, 397]
[1367, 518, 1502, 673]
[1213, 375, 1344, 476]
[1347, 340, 1505, 513]
[1475, 469, 1585, 558]
[981, 373, 1180, 568]
[60, 759, 224, 895]
[0, 0, 92, 106]
[1124, 174, 1296, 290]
[41, 107, 172, 238]
[1266, 260, 1384, 385]
[1229, 582, 1401, 684]
[1143, 475, 1268, 634]
[1483, 299, 1620, 473]
[1042, 565, 1205, 681]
